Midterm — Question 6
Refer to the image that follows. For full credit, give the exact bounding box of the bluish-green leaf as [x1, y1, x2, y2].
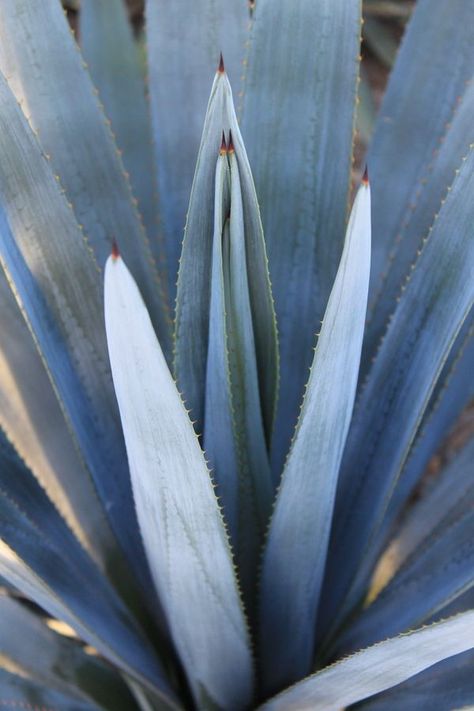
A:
[0, 72, 148, 594]
[260, 612, 474, 711]
[0, 271, 115, 570]
[105, 253, 254, 710]
[0, 433, 176, 708]
[0, 668, 97, 711]
[79, 0, 166, 294]
[320, 145, 474, 643]
[0, 594, 136, 711]
[364, 78, 474, 372]
[240, 0, 361, 475]
[335, 507, 474, 656]
[175, 69, 278, 447]
[145, 0, 248, 298]
[371, 436, 474, 599]
[366, 0, 474, 309]
[204, 143, 274, 619]
[353, 650, 474, 711]
[0, 0, 171, 355]
[259, 179, 371, 694]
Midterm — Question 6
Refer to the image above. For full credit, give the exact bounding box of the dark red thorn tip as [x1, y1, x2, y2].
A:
[220, 130, 227, 154]
[362, 164, 369, 185]
[228, 129, 235, 153]
[111, 239, 120, 260]
[218, 52, 225, 74]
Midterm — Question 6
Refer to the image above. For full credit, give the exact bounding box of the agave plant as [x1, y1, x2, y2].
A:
[0, 0, 473, 708]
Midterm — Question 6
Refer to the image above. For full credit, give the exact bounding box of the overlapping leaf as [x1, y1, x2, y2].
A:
[175, 68, 278, 448]
[105, 253, 254, 710]
[80, 0, 165, 292]
[0, 0, 170, 355]
[259, 179, 371, 694]
[0, 594, 135, 711]
[145, 0, 248, 297]
[0, 71, 148, 592]
[260, 612, 474, 711]
[320, 145, 474, 642]
[240, 0, 361, 474]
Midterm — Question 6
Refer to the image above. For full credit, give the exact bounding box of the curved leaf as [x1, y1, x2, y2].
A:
[364, 78, 474, 371]
[259, 179, 371, 694]
[0, 668, 97, 711]
[0, 594, 136, 711]
[0, 71, 148, 590]
[0, 436, 176, 708]
[240, 0, 361, 474]
[0, 0, 170, 354]
[335, 507, 474, 655]
[260, 612, 474, 711]
[145, 0, 248, 297]
[371, 436, 474, 598]
[353, 650, 474, 711]
[0, 271, 115, 569]
[105, 253, 254, 710]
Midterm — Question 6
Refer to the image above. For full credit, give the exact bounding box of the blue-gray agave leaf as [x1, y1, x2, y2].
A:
[259, 612, 474, 711]
[367, 0, 474, 310]
[320, 145, 474, 643]
[240, 0, 361, 476]
[0, 0, 171, 356]
[259, 176, 371, 694]
[0, 594, 135, 711]
[204, 136, 274, 617]
[145, 0, 248, 298]
[80, 0, 165, 298]
[0, 73, 154, 594]
[175, 66, 278, 453]
[105, 252, 254, 710]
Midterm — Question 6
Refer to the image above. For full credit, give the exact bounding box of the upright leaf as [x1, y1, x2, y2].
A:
[0, 271, 115, 569]
[175, 68, 278, 446]
[320, 145, 474, 642]
[145, 0, 248, 297]
[260, 612, 474, 711]
[0, 73, 148, 592]
[105, 253, 254, 710]
[240, 0, 361, 474]
[204, 138, 274, 619]
[80, 0, 165, 290]
[371, 436, 474, 599]
[364, 78, 474, 371]
[335, 508, 474, 655]
[259, 179, 371, 694]
[366, 0, 474, 307]
[0, 0, 170, 354]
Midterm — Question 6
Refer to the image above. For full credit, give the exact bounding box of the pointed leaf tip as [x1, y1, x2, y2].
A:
[362, 165, 369, 185]
[228, 129, 235, 153]
[111, 239, 120, 260]
[218, 52, 225, 74]
[220, 130, 227, 155]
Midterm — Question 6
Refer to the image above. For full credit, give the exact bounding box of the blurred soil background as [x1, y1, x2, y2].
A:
[62, 0, 473, 503]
